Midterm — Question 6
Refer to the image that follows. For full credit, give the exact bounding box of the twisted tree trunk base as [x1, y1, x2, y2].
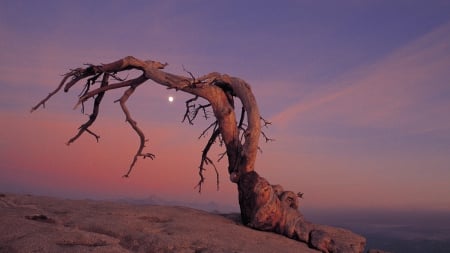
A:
[238, 171, 366, 253]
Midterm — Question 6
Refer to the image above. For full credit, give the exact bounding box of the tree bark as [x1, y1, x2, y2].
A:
[32, 56, 365, 253]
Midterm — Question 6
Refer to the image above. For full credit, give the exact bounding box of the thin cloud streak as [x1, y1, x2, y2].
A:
[271, 21, 450, 134]
[262, 21, 450, 211]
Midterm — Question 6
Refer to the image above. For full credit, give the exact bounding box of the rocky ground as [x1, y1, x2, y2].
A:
[0, 193, 372, 253]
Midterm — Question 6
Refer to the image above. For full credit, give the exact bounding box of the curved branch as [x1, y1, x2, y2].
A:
[182, 96, 199, 125]
[116, 86, 155, 177]
[195, 122, 221, 192]
[67, 73, 109, 145]
[32, 56, 260, 181]
[63, 65, 102, 92]
[75, 74, 148, 109]
[30, 72, 73, 112]
[205, 76, 261, 178]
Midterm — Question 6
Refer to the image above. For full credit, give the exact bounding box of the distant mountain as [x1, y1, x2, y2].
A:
[115, 194, 239, 213]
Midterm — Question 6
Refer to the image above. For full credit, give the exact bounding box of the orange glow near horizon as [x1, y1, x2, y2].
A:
[1, 1, 450, 213]
[1, 110, 239, 205]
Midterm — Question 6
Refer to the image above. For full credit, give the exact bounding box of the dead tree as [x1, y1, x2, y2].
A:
[32, 56, 365, 253]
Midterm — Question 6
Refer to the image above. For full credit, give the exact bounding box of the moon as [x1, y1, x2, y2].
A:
[168, 96, 174, 103]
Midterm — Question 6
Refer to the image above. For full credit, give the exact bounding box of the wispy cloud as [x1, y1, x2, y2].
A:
[271, 22, 450, 134]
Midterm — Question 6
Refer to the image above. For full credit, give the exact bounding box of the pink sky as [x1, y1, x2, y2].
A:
[1, 1, 450, 212]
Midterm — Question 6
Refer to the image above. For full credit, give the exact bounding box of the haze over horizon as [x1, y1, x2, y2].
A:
[1, 0, 450, 213]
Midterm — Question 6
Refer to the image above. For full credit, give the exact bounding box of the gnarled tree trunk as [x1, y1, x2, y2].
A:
[32, 56, 366, 253]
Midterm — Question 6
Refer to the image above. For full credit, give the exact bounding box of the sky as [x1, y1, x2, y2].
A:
[1, 0, 450, 213]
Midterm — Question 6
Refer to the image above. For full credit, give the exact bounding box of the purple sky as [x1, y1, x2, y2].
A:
[1, 0, 450, 212]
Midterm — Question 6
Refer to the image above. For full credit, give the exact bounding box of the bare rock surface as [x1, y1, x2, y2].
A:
[0, 193, 321, 253]
[309, 224, 366, 253]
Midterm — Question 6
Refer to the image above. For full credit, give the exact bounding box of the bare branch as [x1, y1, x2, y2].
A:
[261, 131, 275, 143]
[64, 66, 101, 92]
[109, 72, 128, 82]
[260, 117, 274, 143]
[238, 107, 246, 129]
[116, 85, 155, 178]
[217, 150, 227, 162]
[195, 128, 221, 192]
[30, 73, 73, 112]
[182, 65, 196, 83]
[198, 121, 218, 139]
[79, 73, 102, 98]
[182, 96, 199, 124]
[260, 116, 272, 128]
[197, 103, 212, 120]
[74, 74, 148, 109]
[33, 56, 262, 180]
[66, 73, 110, 145]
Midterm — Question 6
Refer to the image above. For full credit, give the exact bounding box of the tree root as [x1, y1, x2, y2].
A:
[238, 171, 366, 253]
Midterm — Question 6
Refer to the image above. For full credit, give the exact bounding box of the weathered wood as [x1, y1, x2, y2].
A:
[32, 56, 366, 252]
